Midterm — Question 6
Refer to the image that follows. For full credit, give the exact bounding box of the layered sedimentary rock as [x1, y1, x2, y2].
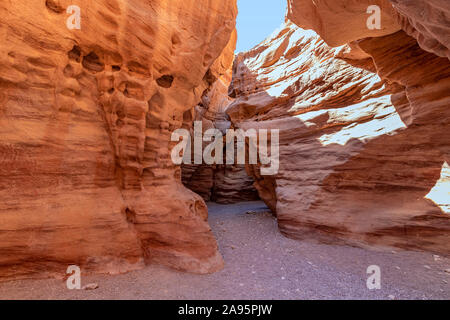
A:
[287, 0, 450, 166]
[286, 0, 401, 46]
[228, 16, 450, 254]
[0, 0, 237, 280]
[181, 30, 259, 204]
[390, 0, 450, 60]
[287, 0, 450, 60]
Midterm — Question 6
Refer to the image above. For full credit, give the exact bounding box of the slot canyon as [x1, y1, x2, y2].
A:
[0, 0, 449, 299]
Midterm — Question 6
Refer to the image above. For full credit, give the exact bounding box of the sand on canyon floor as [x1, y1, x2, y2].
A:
[0, 201, 449, 300]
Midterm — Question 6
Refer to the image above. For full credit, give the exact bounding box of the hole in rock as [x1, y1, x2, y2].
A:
[171, 34, 181, 46]
[68, 45, 82, 62]
[82, 51, 105, 72]
[183, 110, 193, 122]
[125, 208, 137, 223]
[45, 0, 64, 14]
[156, 75, 174, 88]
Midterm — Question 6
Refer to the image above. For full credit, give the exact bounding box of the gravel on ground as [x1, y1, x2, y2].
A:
[0, 201, 449, 300]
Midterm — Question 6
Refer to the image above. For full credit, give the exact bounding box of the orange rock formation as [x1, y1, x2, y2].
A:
[0, 0, 449, 282]
[181, 30, 259, 204]
[0, 0, 237, 280]
[228, 2, 450, 253]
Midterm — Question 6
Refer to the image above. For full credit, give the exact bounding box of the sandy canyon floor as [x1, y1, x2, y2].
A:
[0, 201, 449, 300]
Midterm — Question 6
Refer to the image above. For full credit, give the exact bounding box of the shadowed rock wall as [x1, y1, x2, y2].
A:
[0, 0, 237, 280]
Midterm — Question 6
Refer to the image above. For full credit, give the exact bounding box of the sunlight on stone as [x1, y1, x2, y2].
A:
[425, 162, 450, 213]
[244, 27, 322, 99]
[316, 95, 407, 146]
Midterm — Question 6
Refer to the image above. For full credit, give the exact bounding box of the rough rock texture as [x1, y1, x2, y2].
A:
[287, 0, 450, 60]
[227, 18, 450, 254]
[0, 0, 237, 280]
[390, 0, 450, 60]
[181, 30, 259, 204]
[286, 0, 401, 47]
[182, 152, 259, 204]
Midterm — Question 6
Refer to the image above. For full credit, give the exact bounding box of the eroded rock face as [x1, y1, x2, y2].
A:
[287, 0, 450, 60]
[228, 20, 450, 254]
[0, 0, 237, 280]
[286, 0, 401, 47]
[390, 0, 450, 60]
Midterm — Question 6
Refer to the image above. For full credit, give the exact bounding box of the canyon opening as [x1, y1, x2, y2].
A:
[0, 0, 449, 303]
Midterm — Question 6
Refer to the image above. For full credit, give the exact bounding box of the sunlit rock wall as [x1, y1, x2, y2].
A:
[228, 17, 450, 254]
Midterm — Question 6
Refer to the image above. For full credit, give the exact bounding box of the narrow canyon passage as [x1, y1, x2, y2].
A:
[0, 0, 449, 301]
[1, 202, 448, 300]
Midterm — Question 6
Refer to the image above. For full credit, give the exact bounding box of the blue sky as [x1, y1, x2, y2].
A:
[235, 0, 287, 53]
